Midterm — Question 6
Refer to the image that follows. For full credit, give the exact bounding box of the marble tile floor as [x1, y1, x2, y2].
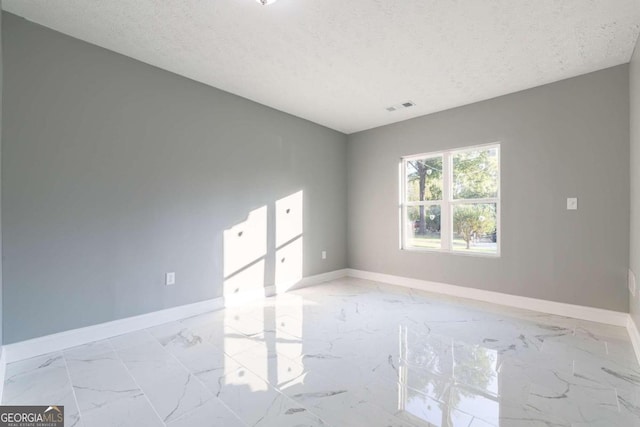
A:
[4, 277, 640, 426]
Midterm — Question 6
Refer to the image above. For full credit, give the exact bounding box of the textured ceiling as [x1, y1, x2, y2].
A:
[5, 0, 640, 134]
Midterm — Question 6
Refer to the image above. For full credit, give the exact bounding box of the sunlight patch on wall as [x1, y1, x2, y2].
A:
[224, 260, 266, 301]
[223, 205, 267, 297]
[275, 191, 304, 293]
[275, 237, 303, 294]
[276, 191, 303, 247]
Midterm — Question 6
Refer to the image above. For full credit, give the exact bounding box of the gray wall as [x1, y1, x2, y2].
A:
[348, 65, 630, 312]
[2, 13, 348, 344]
[630, 36, 640, 327]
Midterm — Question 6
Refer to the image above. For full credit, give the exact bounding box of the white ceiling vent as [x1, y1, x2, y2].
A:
[386, 101, 415, 112]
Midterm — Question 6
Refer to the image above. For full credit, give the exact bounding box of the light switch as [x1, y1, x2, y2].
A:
[566, 198, 578, 210]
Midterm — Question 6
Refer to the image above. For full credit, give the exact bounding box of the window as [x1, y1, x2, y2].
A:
[401, 144, 500, 256]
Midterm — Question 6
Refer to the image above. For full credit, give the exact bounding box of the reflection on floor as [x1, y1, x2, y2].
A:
[4, 277, 640, 426]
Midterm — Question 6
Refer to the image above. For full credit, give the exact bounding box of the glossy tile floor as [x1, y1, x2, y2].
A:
[4, 277, 640, 426]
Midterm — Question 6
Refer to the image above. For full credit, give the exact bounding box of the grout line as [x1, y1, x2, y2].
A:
[145, 321, 248, 426]
[61, 351, 84, 427]
[154, 309, 331, 426]
[207, 315, 333, 425]
[105, 338, 168, 426]
[222, 349, 330, 425]
[11, 280, 635, 426]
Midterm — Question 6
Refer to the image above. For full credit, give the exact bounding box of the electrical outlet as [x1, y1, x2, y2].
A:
[322, 251, 327, 260]
[566, 197, 578, 210]
[166, 272, 176, 286]
[630, 269, 637, 298]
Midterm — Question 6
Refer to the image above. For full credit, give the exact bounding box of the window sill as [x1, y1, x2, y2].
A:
[401, 247, 501, 258]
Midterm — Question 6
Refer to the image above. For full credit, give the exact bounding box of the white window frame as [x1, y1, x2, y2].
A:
[400, 142, 500, 257]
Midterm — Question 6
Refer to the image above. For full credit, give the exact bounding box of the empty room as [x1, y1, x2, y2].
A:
[1, 0, 640, 426]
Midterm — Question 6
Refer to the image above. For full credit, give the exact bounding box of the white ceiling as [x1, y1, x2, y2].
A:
[5, 1, 640, 134]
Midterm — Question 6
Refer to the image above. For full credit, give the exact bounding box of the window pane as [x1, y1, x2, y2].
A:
[406, 205, 441, 249]
[406, 156, 443, 202]
[452, 203, 497, 254]
[452, 147, 498, 199]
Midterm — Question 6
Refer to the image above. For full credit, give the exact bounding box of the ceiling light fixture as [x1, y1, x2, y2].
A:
[257, 0, 278, 5]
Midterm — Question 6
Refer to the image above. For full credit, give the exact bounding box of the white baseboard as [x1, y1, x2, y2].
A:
[3, 267, 632, 364]
[347, 269, 629, 327]
[4, 298, 224, 364]
[289, 268, 349, 291]
[224, 285, 276, 307]
[627, 316, 640, 366]
[3, 270, 347, 364]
